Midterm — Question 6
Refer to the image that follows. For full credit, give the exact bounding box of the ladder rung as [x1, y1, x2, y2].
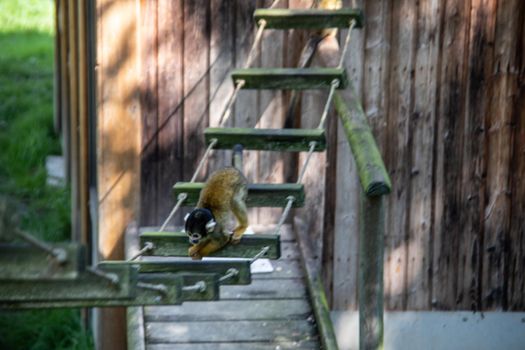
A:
[104, 259, 252, 285]
[0, 272, 219, 308]
[231, 68, 347, 90]
[140, 231, 281, 259]
[254, 8, 364, 29]
[205, 127, 326, 152]
[173, 182, 305, 208]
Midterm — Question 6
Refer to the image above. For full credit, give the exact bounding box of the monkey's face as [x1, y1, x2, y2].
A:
[184, 208, 216, 245]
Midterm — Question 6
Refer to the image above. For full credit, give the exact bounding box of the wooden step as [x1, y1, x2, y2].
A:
[205, 127, 326, 152]
[231, 68, 347, 90]
[254, 8, 364, 29]
[105, 259, 252, 285]
[140, 231, 281, 259]
[173, 182, 304, 208]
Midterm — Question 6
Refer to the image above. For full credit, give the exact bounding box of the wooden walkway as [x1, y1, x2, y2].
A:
[130, 226, 323, 350]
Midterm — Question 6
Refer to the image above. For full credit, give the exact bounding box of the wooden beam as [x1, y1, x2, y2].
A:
[231, 68, 348, 90]
[254, 8, 364, 29]
[173, 182, 305, 208]
[140, 231, 281, 259]
[102, 260, 252, 285]
[0, 273, 220, 309]
[205, 127, 326, 152]
[0, 243, 85, 281]
[333, 93, 391, 196]
[0, 264, 136, 302]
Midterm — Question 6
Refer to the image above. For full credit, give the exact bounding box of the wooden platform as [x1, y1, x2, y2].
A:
[129, 225, 322, 350]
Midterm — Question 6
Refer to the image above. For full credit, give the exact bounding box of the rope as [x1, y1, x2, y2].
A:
[182, 281, 207, 293]
[128, 241, 154, 261]
[13, 229, 68, 264]
[87, 266, 120, 286]
[338, 20, 357, 69]
[218, 80, 245, 126]
[137, 282, 168, 296]
[250, 246, 270, 264]
[218, 268, 239, 283]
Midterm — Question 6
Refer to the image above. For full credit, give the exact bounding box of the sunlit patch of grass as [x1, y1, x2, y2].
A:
[0, 0, 54, 34]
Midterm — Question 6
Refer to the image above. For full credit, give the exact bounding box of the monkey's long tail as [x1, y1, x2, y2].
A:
[232, 144, 243, 172]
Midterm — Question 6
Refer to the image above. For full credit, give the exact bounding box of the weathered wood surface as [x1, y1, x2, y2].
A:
[173, 182, 305, 207]
[148, 342, 320, 350]
[140, 231, 282, 259]
[205, 127, 326, 152]
[146, 320, 316, 344]
[232, 68, 348, 89]
[254, 8, 364, 29]
[0, 243, 85, 281]
[140, 224, 323, 350]
[145, 298, 312, 322]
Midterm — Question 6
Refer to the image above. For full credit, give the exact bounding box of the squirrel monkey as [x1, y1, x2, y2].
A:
[185, 167, 248, 260]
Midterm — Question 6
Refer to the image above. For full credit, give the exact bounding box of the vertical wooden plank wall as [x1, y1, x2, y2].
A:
[84, 0, 525, 313]
[327, 0, 525, 311]
[139, 0, 293, 228]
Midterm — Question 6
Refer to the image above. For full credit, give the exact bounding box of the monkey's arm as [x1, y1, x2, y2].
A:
[188, 237, 211, 260]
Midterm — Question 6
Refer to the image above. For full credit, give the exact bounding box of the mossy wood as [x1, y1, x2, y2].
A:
[205, 127, 326, 152]
[140, 231, 281, 259]
[254, 8, 364, 29]
[173, 182, 305, 208]
[231, 68, 347, 90]
[102, 260, 251, 285]
[333, 92, 391, 196]
[0, 243, 85, 281]
[0, 264, 136, 302]
[0, 273, 220, 308]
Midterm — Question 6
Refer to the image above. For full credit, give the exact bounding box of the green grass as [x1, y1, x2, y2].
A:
[0, 1, 93, 349]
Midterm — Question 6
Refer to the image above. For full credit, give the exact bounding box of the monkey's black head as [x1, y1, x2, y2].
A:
[184, 208, 216, 245]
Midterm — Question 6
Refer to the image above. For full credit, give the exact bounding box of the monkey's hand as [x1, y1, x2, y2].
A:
[188, 245, 203, 260]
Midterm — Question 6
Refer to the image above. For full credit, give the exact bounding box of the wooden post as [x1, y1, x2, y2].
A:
[359, 194, 385, 350]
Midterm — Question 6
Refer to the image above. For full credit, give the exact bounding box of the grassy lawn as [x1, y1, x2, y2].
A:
[0, 0, 92, 348]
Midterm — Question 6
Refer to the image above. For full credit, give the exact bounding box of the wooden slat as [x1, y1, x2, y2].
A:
[148, 341, 320, 350]
[456, 0, 497, 311]
[204, 127, 326, 152]
[406, 0, 441, 310]
[231, 68, 348, 90]
[173, 182, 305, 207]
[0, 243, 85, 281]
[482, 0, 522, 310]
[254, 8, 364, 29]
[183, 0, 210, 183]
[144, 299, 312, 322]
[383, 0, 417, 310]
[103, 260, 251, 285]
[432, 0, 470, 310]
[146, 320, 317, 343]
[220, 278, 307, 300]
[2, 272, 220, 308]
[157, 0, 184, 224]
[140, 231, 281, 259]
